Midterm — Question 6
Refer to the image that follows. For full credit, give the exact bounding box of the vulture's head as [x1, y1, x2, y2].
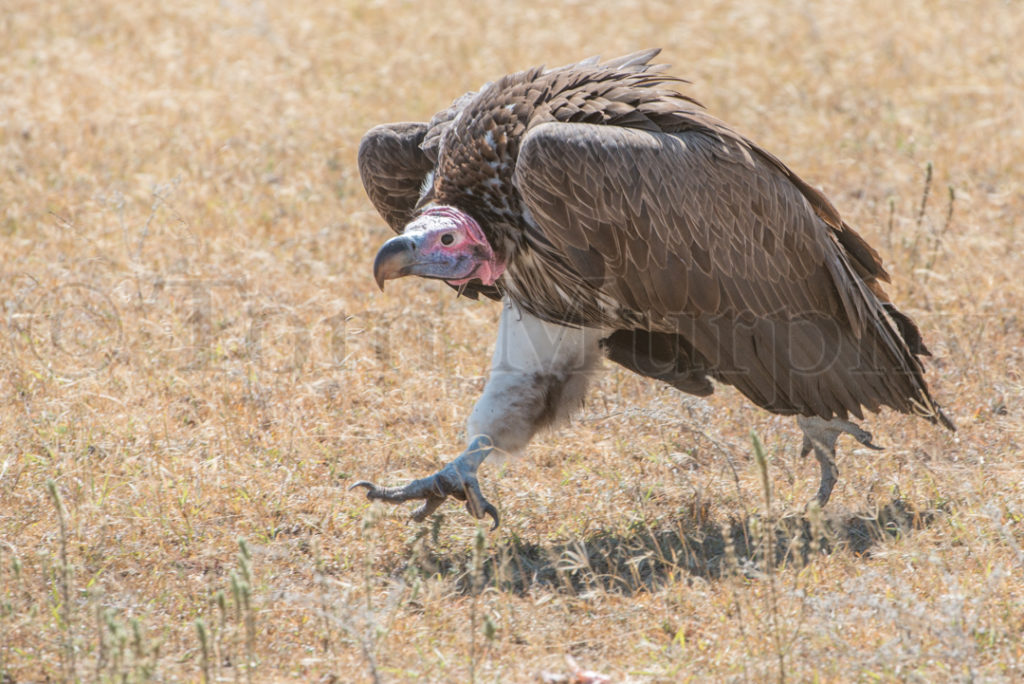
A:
[373, 205, 505, 289]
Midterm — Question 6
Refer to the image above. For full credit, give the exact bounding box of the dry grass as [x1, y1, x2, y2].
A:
[2, 0, 1023, 681]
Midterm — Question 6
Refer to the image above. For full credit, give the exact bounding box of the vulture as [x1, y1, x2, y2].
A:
[351, 50, 953, 528]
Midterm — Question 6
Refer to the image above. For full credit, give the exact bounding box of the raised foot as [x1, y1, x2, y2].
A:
[349, 437, 499, 529]
[797, 416, 883, 508]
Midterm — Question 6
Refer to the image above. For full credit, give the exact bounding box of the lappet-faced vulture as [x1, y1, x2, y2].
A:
[352, 50, 953, 528]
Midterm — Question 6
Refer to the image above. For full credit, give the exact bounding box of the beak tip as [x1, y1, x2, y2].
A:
[373, 234, 414, 292]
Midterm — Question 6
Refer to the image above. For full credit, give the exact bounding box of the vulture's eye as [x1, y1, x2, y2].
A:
[440, 233, 455, 246]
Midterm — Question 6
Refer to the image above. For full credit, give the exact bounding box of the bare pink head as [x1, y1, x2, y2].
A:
[373, 206, 505, 289]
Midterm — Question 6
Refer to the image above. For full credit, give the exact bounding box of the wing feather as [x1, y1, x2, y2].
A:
[516, 122, 836, 322]
[513, 120, 946, 422]
[357, 122, 433, 232]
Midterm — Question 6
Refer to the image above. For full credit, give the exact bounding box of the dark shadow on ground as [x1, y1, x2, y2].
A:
[400, 498, 948, 596]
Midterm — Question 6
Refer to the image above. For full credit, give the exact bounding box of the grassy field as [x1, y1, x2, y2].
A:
[2, 0, 1023, 681]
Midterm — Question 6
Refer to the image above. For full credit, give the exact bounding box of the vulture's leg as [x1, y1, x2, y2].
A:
[351, 300, 603, 528]
[797, 416, 883, 506]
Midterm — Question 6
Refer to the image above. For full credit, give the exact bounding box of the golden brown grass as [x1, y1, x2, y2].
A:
[2, 0, 1023, 681]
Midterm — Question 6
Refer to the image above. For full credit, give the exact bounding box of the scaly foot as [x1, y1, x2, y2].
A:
[349, 436, 499, 529]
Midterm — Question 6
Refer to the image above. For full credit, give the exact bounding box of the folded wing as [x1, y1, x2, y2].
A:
[514, 121, 951, 426]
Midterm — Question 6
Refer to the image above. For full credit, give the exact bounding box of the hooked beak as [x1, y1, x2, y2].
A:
[372, 234, 417, 290]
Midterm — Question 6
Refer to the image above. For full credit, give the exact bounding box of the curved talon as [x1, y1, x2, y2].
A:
[444, 473, 500, 529]
[461, 484, 500, 529]
[480, 502, 500, 530]
[349, 480, 412, 502]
